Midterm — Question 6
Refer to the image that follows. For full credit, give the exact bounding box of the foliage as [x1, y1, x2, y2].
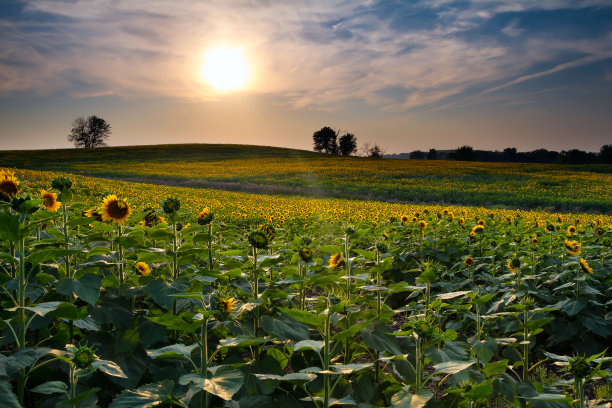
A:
[67, 115, 111, 148]
[0, 167, 611, 408]
[312, 126, 339, 154]
[338, 133, 358, 156]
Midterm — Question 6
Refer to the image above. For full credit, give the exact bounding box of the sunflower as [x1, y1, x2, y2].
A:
[40, 190, 61, 212]
[135, 262, 151, 276]
[464, 256, 474, 267]
[248, 229, 269, 249]
[478, 220, 485, 226]
[531, 237, 539, 245]
[84, 208, 103, 222]
[418, 220, 427, 229]
[401, 215, 409, 224]
[220, 297, 235, 314]
[299, 247, 313, 262]
[564, 240, 581, 256]
[328, 253, 345, 268]
[579, 258, 593, 274]
[0, 170, 19, 201]
[197, 207, 214, 225]
[472, 225, 484, 234]
[141, 210, 164, 228]
[507, 258, 521, 273]
[100, 195, 131, 224]
[567, 225, 576, 235]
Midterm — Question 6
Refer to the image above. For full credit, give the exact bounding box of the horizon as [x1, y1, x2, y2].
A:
[2, 1, 612, 153]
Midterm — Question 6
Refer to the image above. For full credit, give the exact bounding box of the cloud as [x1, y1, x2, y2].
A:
[1, 0, 611, 111]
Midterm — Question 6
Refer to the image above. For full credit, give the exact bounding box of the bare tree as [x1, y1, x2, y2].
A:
[68, 115, 111, 148]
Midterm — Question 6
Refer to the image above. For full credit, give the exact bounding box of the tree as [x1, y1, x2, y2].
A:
[449, 145, 478, 161]
[426, 149, 438, 160]
[600, 144, 612, 164]
[68, 115, 112, 148]
[502, 147, 517, 162]
[409, 150, 426, 159]
[338, 133, 358, 156]
[312, 126, 338, 154]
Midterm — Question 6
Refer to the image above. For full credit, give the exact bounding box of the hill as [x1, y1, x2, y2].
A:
[1, 143, 611, 212]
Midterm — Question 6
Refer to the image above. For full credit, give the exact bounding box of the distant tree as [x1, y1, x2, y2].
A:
[338, 133, 358, 156]
[502, 147, 517, 162]
[558, 149, 596, 164]
[409, 150, 426, 159]
[68, 115, 111, 148]
[367, 143, 385, 158]
[426, 148, 438, 160]
[312, 126, 339, 154]
[449, 145, 478, 161]
[600, 144, 612, 164]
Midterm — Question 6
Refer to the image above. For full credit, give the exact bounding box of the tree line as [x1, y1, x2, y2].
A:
[312, 126, 385, 157]
[390, 145, 612, 164]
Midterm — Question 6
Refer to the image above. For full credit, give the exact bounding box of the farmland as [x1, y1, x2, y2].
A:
[1, 144, 611, 212]
[0, 148, 611, 408]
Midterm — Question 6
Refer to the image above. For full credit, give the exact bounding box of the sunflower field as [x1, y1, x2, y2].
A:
[1, 167, 611, 408]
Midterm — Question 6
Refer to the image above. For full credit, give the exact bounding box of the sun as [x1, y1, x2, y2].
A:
[201, 47, 250, 91]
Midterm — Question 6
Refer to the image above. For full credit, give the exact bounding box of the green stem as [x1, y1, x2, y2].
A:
[201, 318, 209, 408]
[172, 222, 178, 281]
[323, 309, 331, 408]
[208, 223, 213, 272]
[70, 364, 77, 408]
[522, 311, 529, 382]
[253, 247, 260, 338]
[118, 225, 124, 286]
[17, 234, 26, 405]
[62, 201, 71, 278]
[344, 234, 351, 303]
[376, 250, 381, 321]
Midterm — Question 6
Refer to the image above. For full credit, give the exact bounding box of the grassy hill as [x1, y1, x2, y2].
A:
[1, 143, 611, 212]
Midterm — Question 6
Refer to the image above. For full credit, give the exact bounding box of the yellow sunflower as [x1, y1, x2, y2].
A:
[567, 225, 576, 235]
[84, 208, 103, 222]
[135, 262, 151, 276]
[507, 258, 521, 273]
[418, 220, 427, 229]
[472, 225, 484, 234]
[40, 190, 61, 212]
[464, 256, 474, 267]
[100, 195, 131, 225]
[564, 240, 581, 256]
[328, 253, 345, 268]
[0, 170, 19, 200]
[401, 215, 409, 224]
[220, 297, 235, 314]
[579, 258, 592, 274]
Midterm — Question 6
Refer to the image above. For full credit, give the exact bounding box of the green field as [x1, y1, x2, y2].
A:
[1, 146, 611, 408]
[1, 144, 611, 212]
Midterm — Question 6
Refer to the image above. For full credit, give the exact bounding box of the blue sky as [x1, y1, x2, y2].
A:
[1, 0, 611, 153]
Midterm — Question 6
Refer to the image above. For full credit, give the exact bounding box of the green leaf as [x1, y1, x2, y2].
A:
[581, 316, 609, 337]
[360, 322, 401, 355]
[330, 363, 373, 374]
[8, 301, 61, 317]
[0, 212, 19, 241]
[0, 380, 22, 408]
[48, 302, 89, 320]
[317, 245, 343, 254]
[294, 340, 324, 353]
[31, 381, 68, 395]
[110, 380, 175, 408]
[114, 329, 140, 354]
[147, 343, 197, 360]
[277, 307, 326, 328]
[55, 274, 102, 305]
[180, 366, 244, 401]
[391, 387, 433, 408]
[469, 337, 497, 364]
[434, 360, 475, 374]
[437, 291, 471, 300]
[144, 278, 189, 311]
[261, 314, 310, 341]
[217, 336, 269, 349]
[253, 373, 316, 385]
[92, 359, 128, 378]
[146, 313, 202, 333]
[483, 360, 509, 377]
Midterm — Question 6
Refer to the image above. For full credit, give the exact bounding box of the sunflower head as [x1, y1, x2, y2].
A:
[72, 344, 97, 369]
[135, 262, 151, 276]
[248, 229, 269, 249]
[299, 247, 313, 262]
[507, 258, 521, 273]
[531, 237, 539, 245]
[141, 210, 164, 228]
[161, 197, 181, 215]
[197, 207, 214, 225]
[418, 220, 427, 229]
[564, 240, 581, 256]
[579, 258, 593, 274]
[101, 195, 131, 225]
[464, 256, 474, 267]
[401, 215, 409, 224]
[568, 355, 591, 379]
[469, 231, 476, 238]
[260, 224, 276, 241]
[478, 220, 485, 226]
[472, 225, 484, 234]
[0, 170, 20, 202]
[40, 190, 61, 212]
[546, 224, 555, 232]
[411, 217, 418, 223]
[567, 225, 576, 235]
[376, 242, 388, 254]
[459, 217, 465, 225]
[406, 228, 413, 235]
[301, 236, 312, 245]
[595, 228, 604, 236]
[51, 176, 73, 191]
[84, 208, 103, 222]
[328, 253, 345, 269]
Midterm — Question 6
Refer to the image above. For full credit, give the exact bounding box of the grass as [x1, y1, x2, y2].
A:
[1, 143, 611, 212]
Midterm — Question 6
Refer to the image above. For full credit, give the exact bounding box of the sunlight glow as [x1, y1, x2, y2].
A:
[201, 47, 250, 91]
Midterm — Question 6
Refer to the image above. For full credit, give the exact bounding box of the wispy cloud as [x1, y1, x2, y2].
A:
[1, 0, 611, 111]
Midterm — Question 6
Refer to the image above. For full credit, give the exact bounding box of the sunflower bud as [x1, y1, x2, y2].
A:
[569, 355, 591, 379]
[161, 197, 181, 215]
[248, 229, 269, 249]
[299, 247, 313, 262]
[51, 176, 73, 191]
[73, 345, 96, 369]
[197, 208, 214, 225]
[376, 243, 388, 254]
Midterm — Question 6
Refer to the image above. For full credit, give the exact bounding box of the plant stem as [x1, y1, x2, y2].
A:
[118, 225, 124, 286]
[201, 318, 209, 408]
[253, 247, 260, 338]
[376, 250, 381, 320]
[208, 223, 213, 272]
[17, 234, 26, 405]
[62, 201, 71, 278]
[323, 309, 331, 408]
[522, 310, 529, 382]
[172, 221, 178, 281]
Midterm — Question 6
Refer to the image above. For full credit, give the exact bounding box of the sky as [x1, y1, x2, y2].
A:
[1, 0, 612, 154]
